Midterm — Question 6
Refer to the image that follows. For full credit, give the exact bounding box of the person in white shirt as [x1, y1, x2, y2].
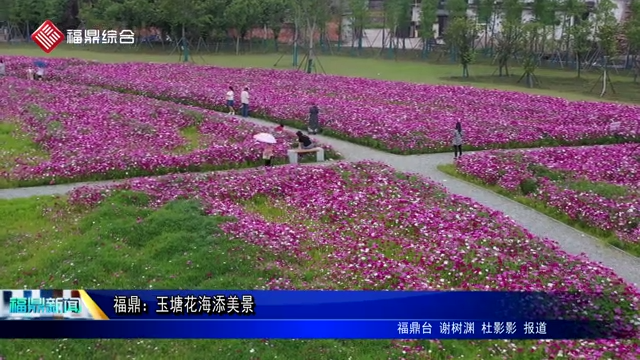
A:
[240, 87, 250, 118]
[35, 66, 44, 80]
[225, 86, 235, 115]
[27, 67, 34, 80]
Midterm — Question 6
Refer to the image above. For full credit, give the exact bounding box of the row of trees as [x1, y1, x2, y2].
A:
[2, 0, 333, 54]
[445, 0, 640, 84]
[3, 0, 640, 79]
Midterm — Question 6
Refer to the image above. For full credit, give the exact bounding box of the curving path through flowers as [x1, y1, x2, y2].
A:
[1, 113, 639, 288]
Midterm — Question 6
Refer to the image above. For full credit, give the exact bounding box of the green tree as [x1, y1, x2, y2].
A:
[78, 0, 152, 30]
[625, 0, 640, 82]
[383, 0, 412, 54]
[347, 0, 369, 53]
[0, 0, 10, 22]
[225, 0, 260, 54]
[396, 0, 412, 50]
[531, 0, 559, 54]
[444, 0, 469, 62]
[123, 0, 156, 29]
[560, 0, 590, 77]
[569, 19, 591, 78]
[4, 0, 75, 32]
[476, 0, 495, 52]
[383, 0, 399, 54]
[199, 0, 232, 44]
[42, 0, 69, 24]
[289, 0, 304, 65]
[593, 0, 619, 58]
[78, 0, 113, 29]
[565, 0, 590, 77]
[9, 0, 49, 29]
[518, 22, 544, 88]
[446, 0, 468, 19]
[494, 0, 524, 76]
[445, 17, 478, 78]
[592, 0, 619, 95]
[255, 0, 288, 51]
[419, 0, 438, 57]
[293, 0, 332, 72]
[157, 0, 216, 58]
[334, 0, 347, 50]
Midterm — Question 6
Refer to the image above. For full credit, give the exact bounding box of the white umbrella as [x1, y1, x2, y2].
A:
[253, 133, 277, 144]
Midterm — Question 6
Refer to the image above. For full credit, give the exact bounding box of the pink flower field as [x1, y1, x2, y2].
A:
[67, 161, 639, 358]
[3, 55, 638, 153]
[0, 77, 332, 187]
[455, 144, 640, 254]
[14, 56, 640, 154]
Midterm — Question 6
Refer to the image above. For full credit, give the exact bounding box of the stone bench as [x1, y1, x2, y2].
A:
[287, 147, 325, 164]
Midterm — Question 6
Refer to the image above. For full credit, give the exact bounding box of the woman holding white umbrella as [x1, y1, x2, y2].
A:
[253, 133, 277, 167]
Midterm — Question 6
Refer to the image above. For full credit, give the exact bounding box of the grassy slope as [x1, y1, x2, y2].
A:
[0, 192, 545, 360]
[0, 193, 400, 359]
[0, 122, 49, 188]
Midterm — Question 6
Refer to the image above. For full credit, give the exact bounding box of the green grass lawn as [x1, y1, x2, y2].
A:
[0, 193, 400, 359]
[0, 192, 548, 359]
[438, 164, 640, 257]
[0, 121, 49, 188]
[3, 44, 640, 104]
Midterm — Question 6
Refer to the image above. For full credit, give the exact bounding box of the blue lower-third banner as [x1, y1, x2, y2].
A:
[0, 320, 630, 339]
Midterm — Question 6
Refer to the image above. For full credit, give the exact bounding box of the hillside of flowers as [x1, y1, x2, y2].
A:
[4, 55, 637, 154]
[0, 77, 332, 188]
[67, 161, 639, 358]
[454, 144, 640, 254]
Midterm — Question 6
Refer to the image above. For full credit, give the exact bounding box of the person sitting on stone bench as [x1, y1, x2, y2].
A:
[296, 131, 314, 150]
[288, 132, 325, 164]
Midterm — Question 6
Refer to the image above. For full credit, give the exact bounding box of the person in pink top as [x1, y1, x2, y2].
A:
[263, 144, 274, 167]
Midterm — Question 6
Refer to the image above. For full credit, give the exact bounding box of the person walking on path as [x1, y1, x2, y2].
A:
[308, 103, 320, 135]
[453, 122, 463, 160]
[225, 86, 235, 115]
[241, 87, 250, 117]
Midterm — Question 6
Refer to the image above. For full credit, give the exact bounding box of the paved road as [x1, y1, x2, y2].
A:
[1, 114, 639, 288]
[0, 180, 120, 200]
